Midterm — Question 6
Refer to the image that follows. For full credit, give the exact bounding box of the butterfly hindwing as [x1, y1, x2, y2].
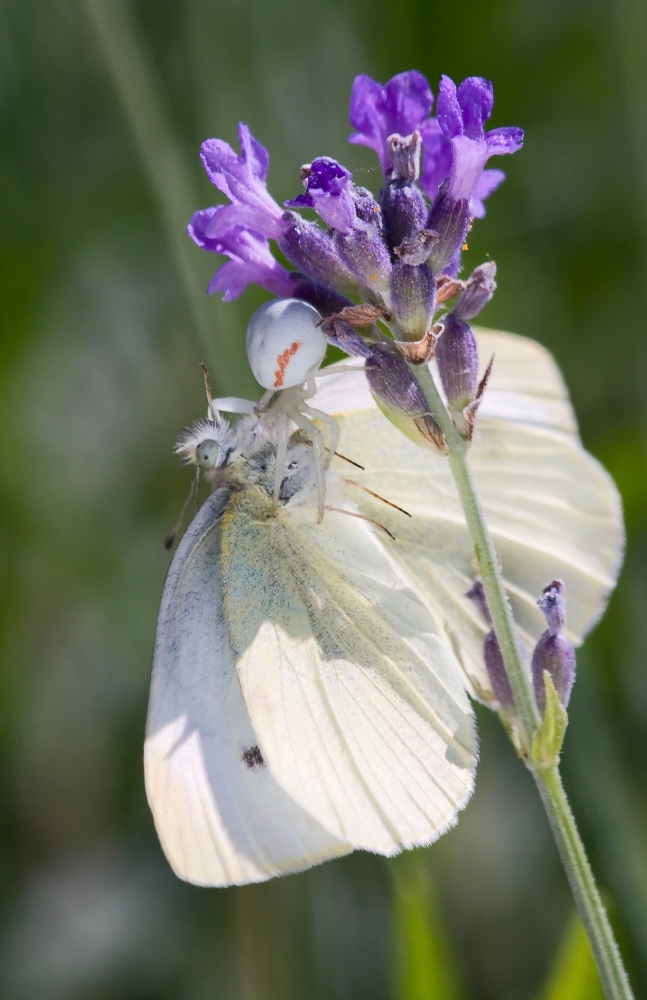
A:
[145, 490, 351, 886]
[312, 328, 624, 701]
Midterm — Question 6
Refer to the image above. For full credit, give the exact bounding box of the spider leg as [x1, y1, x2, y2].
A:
[212, 396, 256, 415]
[273, 412, 290, 505]
[291, 410, 326, 522]
[302, 404, 339, 470]
[255, 389, 275, 414]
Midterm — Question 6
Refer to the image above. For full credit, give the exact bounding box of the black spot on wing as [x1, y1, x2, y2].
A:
[242, 745, 265, 770]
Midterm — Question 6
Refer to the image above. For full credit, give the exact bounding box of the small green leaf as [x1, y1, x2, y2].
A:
[390, 853, 463, 1000]
[536, 912, 604, 1000]
[532, 671, 568, 770]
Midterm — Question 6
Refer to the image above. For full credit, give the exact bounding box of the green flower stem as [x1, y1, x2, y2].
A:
[536, 766, 634, 1000]
[412, 361, 634, 1000]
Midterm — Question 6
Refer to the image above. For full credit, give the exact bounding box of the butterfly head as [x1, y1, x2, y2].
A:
[174, 412, 235, 471]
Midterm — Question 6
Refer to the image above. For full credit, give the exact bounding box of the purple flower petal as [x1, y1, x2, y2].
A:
[348, 71, 433, 174]
[457, 77, 493, 140]
[447, 136, 491, 201]
[285, 157, 356, 233]
[436, 76, 463, 139]
[471, 168, 505, 218]
[188, 207, 293, 301]
[419, 118, 453, 201]
[207, 258, 291, 301]
[384, 71, 433, 137]
[200, 122, 286, 240]
[486, 126, 524, 154]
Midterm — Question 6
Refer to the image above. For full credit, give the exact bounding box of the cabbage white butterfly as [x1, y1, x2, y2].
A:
[145, 327, 622, 886]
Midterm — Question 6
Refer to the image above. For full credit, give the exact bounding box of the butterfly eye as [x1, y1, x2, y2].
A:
[196, 439, 221, 469]
[246, 298, 327, 391]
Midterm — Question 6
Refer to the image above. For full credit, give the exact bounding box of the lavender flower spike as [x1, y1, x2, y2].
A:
[200, 123, 288, 241]
[188, 208, 294, 301]
[285, 158, 356, 234]
[349, 71, 433, 174]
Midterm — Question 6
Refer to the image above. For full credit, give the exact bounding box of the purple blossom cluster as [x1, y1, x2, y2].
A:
[188, 70, 523, 441]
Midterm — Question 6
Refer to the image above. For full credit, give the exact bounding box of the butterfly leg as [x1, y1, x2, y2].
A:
[302, 404, 339, 470]
[291, 411, 326, 521]
[273, 412, 290, 505]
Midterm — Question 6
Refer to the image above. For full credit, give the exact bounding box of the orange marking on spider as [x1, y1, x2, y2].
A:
[273, 340, 302, 387]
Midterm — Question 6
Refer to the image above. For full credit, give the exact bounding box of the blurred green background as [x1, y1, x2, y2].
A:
[2, 0, 647, 997]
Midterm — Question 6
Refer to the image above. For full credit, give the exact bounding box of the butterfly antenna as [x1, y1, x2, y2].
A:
[342, 479, 411, 517]
[164, 468, 199, 550]
[324, 447, 365, 470]
[199, 360, 215, 419]
[324, 506, 396, 541]
[194, 466, 201, 515]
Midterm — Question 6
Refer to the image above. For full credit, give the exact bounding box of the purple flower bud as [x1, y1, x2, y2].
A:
[288, 275, 353, 317]
[455, 262, 497, 319]
[435, 312, 479, 412]
[537, 579, 567, 634]
[466, 580, 514, 709]
[351, 186, 384, 224]
[319, 317, 371, 357]
[426, 189, 471, 275]
[465, 578, 491, 624]
[390, 260, 435, 342]
[278, 214, 358, 294]
[387, 131, 422, 183]
[285, 157, 357, 234]
[532, 581, 576, 714]
[365, 343, 445, 452]
[484, 633, 515, 710]
[334, 223, 392, 298]
[380, 182, 427, 252]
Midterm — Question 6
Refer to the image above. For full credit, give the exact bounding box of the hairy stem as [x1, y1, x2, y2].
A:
[535, 766, 634, 1000]
[413, 360, 634, 999]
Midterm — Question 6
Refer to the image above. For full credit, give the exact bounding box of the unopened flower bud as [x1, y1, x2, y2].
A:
[390, 261, 435, 342]
[318, 317, 371, 358]
[426, 188, 470, 275]
[365, 343, 445, 452]
[289, 274, 353, 316]
[466, 580, 514, 710]
[279, 215, 358, 295]
[532, 580, 576, 714]
[455, 262, 497, 320]
[380, 183, 427, 251]
[334, 224, 392, 299]
[435, 312, 479, 413]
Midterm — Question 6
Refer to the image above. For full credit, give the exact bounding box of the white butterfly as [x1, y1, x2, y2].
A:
[145, 326, 623, 887]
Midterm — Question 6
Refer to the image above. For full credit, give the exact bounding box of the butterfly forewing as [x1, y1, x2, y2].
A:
[220, 485, 475, 853]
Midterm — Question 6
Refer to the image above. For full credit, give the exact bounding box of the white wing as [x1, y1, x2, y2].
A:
[221, 485, 475, 854]
[313, 327, 624, 700]
[145, 490, 351, 886]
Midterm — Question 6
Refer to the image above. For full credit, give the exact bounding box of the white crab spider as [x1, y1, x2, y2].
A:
[210, 298, 349, 518]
